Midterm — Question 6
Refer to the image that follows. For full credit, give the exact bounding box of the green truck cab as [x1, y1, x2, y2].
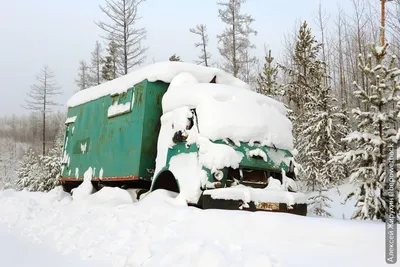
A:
[60, 62, 307, 215]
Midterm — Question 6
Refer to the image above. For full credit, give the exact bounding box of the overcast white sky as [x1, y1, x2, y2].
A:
[0, 0, 355, 116]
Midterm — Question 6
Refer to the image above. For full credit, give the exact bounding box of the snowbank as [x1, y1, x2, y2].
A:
[0, 188, 388, 267]
[67, 62, 249, 107]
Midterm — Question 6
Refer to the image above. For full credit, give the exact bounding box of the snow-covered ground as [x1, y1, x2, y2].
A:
[0, 185, 392, 267]
[0, 227, 110, 267]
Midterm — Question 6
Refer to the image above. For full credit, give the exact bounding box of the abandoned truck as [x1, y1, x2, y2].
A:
[60, 62, 307, 215]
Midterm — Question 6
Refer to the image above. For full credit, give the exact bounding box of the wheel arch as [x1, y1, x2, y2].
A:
[151, 168, 180, 193]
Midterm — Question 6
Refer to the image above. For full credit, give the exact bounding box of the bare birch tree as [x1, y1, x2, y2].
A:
[217, 0, 257, 78]
[24, 66, 61, 155]
[75, 60, 91, 91]
[190, 24, 211, 66]
[96, 0, 147, 75]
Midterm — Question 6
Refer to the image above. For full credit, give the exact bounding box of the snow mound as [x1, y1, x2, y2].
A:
[71, 167, 96, 201]
[162, 82, 293, 150]
[67, 62, 249, 107]
[169, 72, 199, 88]
[204, 183, 307, 206]
[196, 136, 244, 173]
[85, 187, 135, 206]
[140, 188, 187, 207]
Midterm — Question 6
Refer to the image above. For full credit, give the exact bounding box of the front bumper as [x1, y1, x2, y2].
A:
[201, 194, 307, 216]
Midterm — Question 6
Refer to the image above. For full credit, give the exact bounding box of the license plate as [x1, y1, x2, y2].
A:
[256, 202, 280, 211]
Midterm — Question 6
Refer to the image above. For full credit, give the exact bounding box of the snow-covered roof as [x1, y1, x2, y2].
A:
[162, 82, 287, 115]
[67, 62, 250, 107]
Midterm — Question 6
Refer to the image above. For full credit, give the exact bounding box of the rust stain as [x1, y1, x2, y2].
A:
[156, 94, 162, 106]
[138, 91, 143, 104]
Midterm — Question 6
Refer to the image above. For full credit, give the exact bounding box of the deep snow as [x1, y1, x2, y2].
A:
[0, 228, 110, 267]
[0, 186, 392, 267]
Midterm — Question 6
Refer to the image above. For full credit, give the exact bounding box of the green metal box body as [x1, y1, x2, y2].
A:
[60, 80, 168, 182]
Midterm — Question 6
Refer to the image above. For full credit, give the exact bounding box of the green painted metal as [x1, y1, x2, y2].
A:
[214, 140, 293, 172]
[152, 138, 294, 191]
[61, 79, 168, 181]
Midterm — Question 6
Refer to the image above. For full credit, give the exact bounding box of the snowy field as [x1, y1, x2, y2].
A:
[0, 185, 392, 267]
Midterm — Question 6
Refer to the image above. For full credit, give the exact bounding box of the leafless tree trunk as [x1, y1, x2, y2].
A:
[96, 0, 147, 75]
[23, 66, 61, 155]
[315, 1, 330, 87]
[241, 48, 259, 86]
[351, 0, 368, 110]
[190, 24, 211, 67]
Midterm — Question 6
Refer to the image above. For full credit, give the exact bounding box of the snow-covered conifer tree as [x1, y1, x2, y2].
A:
[280, 22, 321, 116]
[38, 129, 63, 191]
[333, 43, 400, 221]
[16, 129, 63, 192]
[102, 41, 118, 81]
[257, 49, 283, 97]
[16, 149, 45, 191]
[283, 22, 349, 216]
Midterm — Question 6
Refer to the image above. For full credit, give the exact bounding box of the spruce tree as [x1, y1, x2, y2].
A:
[333, 43, 400, 221]
[16, 129, 63, 192]
[280, 21, 321, 116]
[16, 149, 45, 191]
[257, 49, 282, 97]
[284, 21, 349, 216]
[102, 41, 118, 81]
